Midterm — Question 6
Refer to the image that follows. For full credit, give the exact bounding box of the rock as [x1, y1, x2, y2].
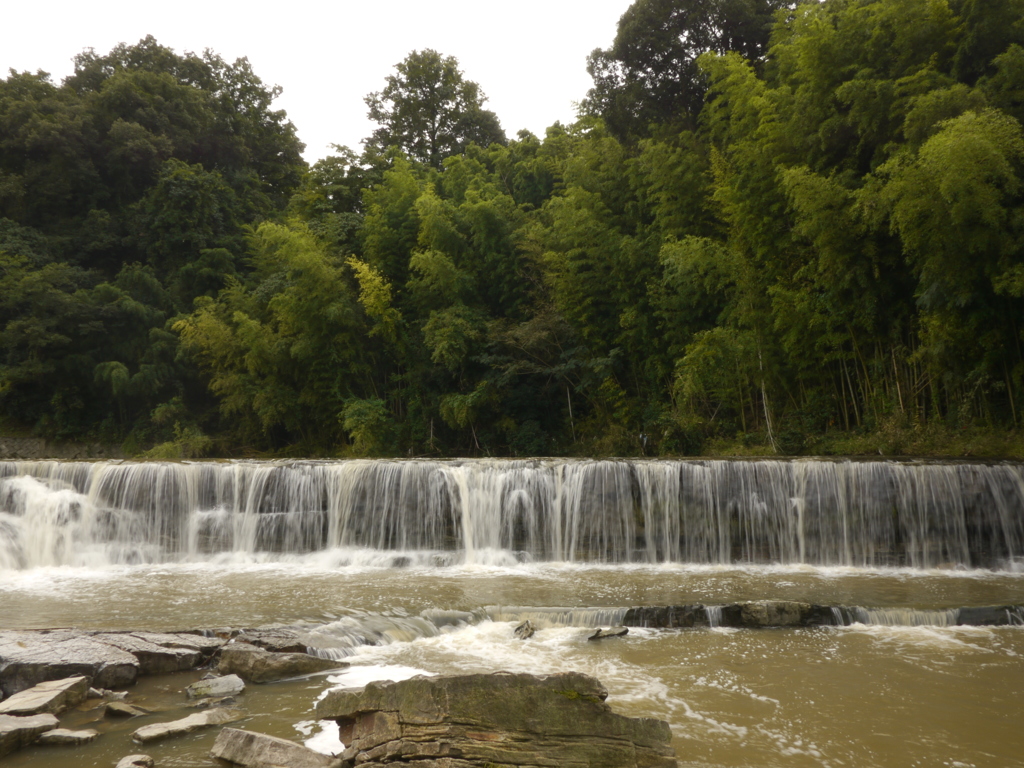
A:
[106, 701, 150, 718]
[115, 754, 155, 768]
[512, 620, 535, 640]
[36, 727, 100, 745]
[217, 643, 345, 683]
[129, 631, 225, 656]
[589, 627, 629, 641]
[622, 605, 707, 628]
[131, 707, 244, 744]
[92, 634, 202, 675]
[211, 727, 342, 767]
[185, 674, 245, 700]
[622, 603, 846, 629]
[232, 629, 308, 654]
[957, 606, 1024, 626]
[0, 630, 139, 696]
[716, 601, 812, 628]
[0, 675, 90, 715]
[316, 672, 677, 768]
[0, 713, 59, 758]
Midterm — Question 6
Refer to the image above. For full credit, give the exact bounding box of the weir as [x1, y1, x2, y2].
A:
[0, 458, 1022, 570]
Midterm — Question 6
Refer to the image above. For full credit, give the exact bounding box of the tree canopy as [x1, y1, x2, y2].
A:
[4, 1, 1024, 460]
[364, 49, 506, 168]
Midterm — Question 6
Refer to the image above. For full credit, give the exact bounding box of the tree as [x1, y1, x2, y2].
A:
[583, 0, 791, 140]
[364, 50, 506, 168]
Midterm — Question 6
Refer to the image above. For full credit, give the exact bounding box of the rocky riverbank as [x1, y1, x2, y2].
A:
[0, 626, 679, 765]
[1, 604, 1020, 764]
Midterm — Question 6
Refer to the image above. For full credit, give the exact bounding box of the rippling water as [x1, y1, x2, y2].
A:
[1, 561, 1022, 768]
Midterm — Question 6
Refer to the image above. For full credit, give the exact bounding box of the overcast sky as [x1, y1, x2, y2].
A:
[2, 0, 635, 162]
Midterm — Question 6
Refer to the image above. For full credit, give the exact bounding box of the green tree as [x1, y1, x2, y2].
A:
[584, 0, 791, 140]
[364, 49, 506, 168]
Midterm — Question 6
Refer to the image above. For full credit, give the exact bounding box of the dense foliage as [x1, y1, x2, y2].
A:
[3, 0, 1024, 458]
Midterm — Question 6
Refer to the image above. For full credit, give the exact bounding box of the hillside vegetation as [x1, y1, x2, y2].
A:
[2, 0, 1024, 459]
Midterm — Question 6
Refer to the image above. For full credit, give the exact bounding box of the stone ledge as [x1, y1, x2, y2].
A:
[316, 672, 677, 768]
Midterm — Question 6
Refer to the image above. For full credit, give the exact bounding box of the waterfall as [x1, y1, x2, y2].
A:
[0, 458, 1021, 570]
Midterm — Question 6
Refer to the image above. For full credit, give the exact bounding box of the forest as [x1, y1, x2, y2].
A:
[1, 0, 1024, 459]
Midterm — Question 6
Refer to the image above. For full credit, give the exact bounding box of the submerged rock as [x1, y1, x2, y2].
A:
[106, 701, 150, 718]
[115, 754, 154, 768]
[185, 674, 245, 700]
[217, 642, 345, 683]
[211, 727, 342, 768]
[316, 672, 677, 768]
[0, 675, 90, 715]
[0, 713, 59, 758]
[36, 727, 100, 745]
[131, 707, 244, 744]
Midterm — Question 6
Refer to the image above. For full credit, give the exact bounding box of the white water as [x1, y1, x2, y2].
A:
[1, 458, 1023, 569]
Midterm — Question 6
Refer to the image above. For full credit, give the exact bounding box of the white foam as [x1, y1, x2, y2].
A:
[294, 719, 344, 755]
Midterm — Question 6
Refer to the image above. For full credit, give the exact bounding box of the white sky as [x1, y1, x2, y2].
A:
[2, 0, 635, 163]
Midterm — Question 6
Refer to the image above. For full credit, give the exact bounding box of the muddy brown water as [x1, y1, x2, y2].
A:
[1, 563, 1022, 768]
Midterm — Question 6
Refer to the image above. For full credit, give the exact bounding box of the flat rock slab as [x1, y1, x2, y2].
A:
[37, 727, 100, 745]
[217, 643, 346, 683]
[317, 672, 677, 768]
[0, 675, 90, 716]
[212, 727, 342, 768]
[93, 634, 202, 675]
[129, 632, 225, 655]
[232, 629, 308, 654]
[115, 754, 154, 768]
[0, 713, 59, 758]
[0, 631, 139, 696]
[131, 707, 244, 744]
[186, 674, 246, 699]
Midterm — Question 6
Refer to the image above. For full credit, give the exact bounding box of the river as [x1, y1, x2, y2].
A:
[0, 458, 1022, 767]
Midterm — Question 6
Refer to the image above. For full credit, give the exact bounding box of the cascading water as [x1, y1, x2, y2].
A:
[0, 457, 1022, 570]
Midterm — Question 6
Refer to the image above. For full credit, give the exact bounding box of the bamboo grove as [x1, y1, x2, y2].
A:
[2, 0, 1024, 458]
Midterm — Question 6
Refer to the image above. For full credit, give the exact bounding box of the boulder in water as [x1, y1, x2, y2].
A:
[211, 727, 343, 767]
[512, 620, 535, 640]
[217, 642, 346, 683]
[315, 672, 677, 768]
[0, 675, 90, 715]
[115, 756, 154, 768]
[185, 673, 246, 699]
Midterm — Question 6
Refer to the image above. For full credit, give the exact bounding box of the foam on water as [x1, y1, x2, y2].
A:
[294, 719, 344, 756]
